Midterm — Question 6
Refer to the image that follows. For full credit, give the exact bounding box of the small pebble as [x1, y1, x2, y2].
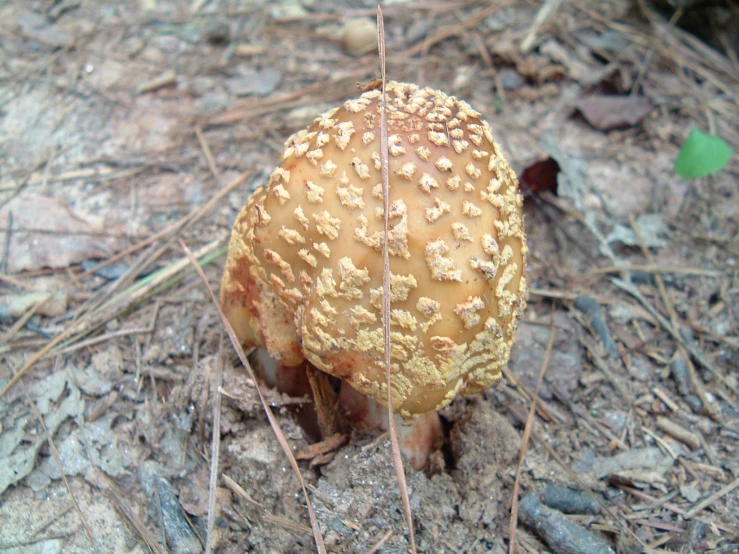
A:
[342, 18, 377, 56]
[205, 18, 230, 45]
[498, 67, 524, 90]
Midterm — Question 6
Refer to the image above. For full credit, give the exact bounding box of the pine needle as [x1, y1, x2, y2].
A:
[377, 7, 416, 553]
[508, 321, 555, 554]
[179, 239, 327, 554]
[204, 334, 224, 554]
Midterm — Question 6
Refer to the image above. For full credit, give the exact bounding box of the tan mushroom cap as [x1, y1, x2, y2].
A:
[221, 81, 528, 417]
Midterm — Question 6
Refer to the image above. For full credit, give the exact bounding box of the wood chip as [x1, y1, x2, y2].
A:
[656, 416, 701, 450]
[137, 70, 177, 94]
[295, 433, 347, 460]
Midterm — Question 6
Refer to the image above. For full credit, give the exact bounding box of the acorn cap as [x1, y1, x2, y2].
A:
[221, 81, 528, 417]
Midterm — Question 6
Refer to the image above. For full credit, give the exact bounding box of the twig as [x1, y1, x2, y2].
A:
[508, 406, 646, 550]
[378, 8, 416, 554]
[408, 3, 502, 59]
[1, 210, 12, 274]
[656, 417, 700, 450]
[0, 531, 77, 550]
[367, 530, 393, 554]
[136, 70, 176, 94]
[630, 218, 679, 331]
[79, 170, 251, 278]
[47, 325, 153, 357]
[616, 485, 736, 533]
[108, 489, 163, 554]
[0, 292, 51, 345]
[470, 31, 505, 102]
[29, 503, 75, 537]
[684, 476, 739, 520]
[589, 264, 723, 278]
[205, 335, 224, 554]
[520, 0, 562, 54]
[195, 125, 219, 180]
[0, 272, 33, 289]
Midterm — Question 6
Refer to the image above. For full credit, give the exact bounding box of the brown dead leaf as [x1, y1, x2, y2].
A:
[0, 195, 120, 273]
[575, 94, 654, 131]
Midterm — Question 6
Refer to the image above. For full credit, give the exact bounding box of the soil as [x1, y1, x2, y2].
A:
[0, 1, 737, 553]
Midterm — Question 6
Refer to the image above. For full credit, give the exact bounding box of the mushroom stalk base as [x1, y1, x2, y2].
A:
[251, 347, 442, 470]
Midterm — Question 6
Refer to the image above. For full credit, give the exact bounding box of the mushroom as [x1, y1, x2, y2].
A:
[221, 81, 527, 467]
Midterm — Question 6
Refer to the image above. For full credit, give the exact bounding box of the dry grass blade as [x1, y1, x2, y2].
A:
[0, 312, 86, 399]
[684, 476, 739, 520]
[520, 0, 562, 53]
[179, 239, 326, 554]
[377, 7, 416, 553]
[508, 321, 555, 554]
[47, 325, 154, 357]
[205, 335, 224, 554]
[195, 125, 219, 180]
[0, 237, 225, 400]
[107, 489, 163, 554]
[367, 529, 393, 554]
[29, 503, 75, 537]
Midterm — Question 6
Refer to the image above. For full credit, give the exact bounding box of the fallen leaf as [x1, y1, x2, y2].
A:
[0, 195, 118, 273]
[674, 127, 733, 178]
[575, 94, 653, 131]
[521, 157, 560, 195]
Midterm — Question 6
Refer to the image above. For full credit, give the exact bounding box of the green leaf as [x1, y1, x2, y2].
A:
[674, 128, 733, 178]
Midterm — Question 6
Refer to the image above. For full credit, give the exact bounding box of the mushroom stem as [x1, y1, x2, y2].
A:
[337, 381, 442, 471]
[251, 347, 442, 469]
[305, 363, 343, 437]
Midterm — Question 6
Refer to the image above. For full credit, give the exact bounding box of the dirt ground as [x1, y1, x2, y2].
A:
[0, 1, 737, 553]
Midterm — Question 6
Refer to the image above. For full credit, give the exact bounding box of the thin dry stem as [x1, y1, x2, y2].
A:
[205, 335, 224, 554]
[378, 7, 416, 553]
[179, 239, 326, 554]
[508, 321, 555, 554]
[195, 125, 219, 180]
[367, 530, 394, 554]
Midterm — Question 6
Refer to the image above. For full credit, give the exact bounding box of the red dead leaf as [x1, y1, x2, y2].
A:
[521, 158, 560, 195]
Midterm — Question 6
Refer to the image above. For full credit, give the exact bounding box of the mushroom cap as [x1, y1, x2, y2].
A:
[221, 81, 528, 417]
